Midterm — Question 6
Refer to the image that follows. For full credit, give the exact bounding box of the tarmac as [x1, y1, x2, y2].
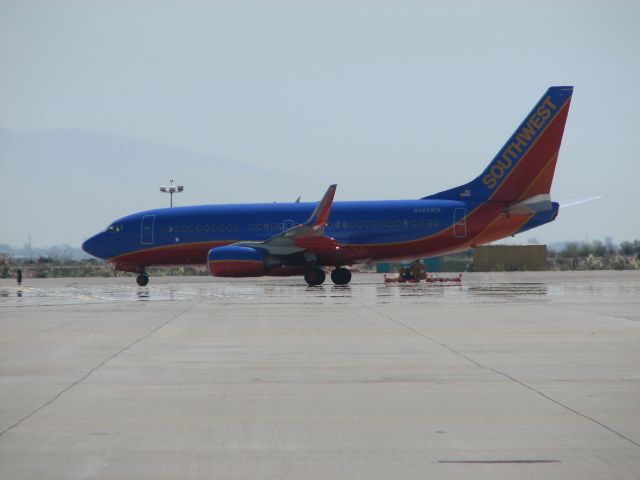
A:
[0, 271, 639, 479]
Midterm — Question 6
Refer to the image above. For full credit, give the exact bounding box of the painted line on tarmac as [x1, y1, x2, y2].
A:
[356, 300, 640, 450]
[0, 302, 198, 437]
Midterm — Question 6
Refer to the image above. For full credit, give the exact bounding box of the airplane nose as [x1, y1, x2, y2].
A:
[82, 233, 104, 259]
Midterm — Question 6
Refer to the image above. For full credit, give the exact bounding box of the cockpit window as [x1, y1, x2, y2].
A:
[107, 224, 124, 233]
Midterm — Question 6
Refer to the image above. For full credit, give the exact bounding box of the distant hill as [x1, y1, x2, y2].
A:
[0, 128, 304, 246]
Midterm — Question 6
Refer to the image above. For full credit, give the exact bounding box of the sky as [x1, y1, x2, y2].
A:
[1, 0, 639, 247]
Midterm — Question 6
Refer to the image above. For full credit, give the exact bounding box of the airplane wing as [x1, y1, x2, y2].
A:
[232, 184, 340, 256]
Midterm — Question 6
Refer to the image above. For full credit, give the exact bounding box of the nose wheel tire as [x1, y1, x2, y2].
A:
[331, 267, 352, 286]
[304, 268, 326, 286]
[136, 273, 149, 286]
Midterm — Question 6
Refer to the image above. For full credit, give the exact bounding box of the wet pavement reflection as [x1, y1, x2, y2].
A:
[1, 272, 639, 308]
[467, 283, 548, 297]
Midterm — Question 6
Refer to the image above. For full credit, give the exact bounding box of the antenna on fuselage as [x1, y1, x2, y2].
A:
[159, 179, 184, 207]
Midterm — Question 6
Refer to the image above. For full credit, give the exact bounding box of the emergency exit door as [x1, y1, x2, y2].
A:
[141, 214, 155, 245]
[453, 208, 467, 238]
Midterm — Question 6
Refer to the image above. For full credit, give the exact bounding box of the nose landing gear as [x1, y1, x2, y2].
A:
[136, 273, 149, 286]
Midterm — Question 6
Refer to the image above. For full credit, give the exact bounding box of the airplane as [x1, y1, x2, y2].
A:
[82, 86, 573, 286]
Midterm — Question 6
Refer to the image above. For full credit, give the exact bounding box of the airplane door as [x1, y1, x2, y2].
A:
[453, 208, 467, 238]
[141, 214, 155, 245]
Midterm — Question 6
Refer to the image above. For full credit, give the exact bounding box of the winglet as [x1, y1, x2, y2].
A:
[304, 184, 337, 227]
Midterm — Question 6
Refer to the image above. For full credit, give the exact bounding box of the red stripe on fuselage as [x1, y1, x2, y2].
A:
[110, 241, 229, 267]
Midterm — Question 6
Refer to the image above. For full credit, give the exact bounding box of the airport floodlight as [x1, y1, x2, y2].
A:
[159, 179, 184, 207]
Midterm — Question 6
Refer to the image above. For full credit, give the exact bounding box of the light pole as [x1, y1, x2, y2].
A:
[159, 179, 184, 207]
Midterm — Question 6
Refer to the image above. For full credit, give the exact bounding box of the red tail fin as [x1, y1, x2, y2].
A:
[424, 86, 573, 203]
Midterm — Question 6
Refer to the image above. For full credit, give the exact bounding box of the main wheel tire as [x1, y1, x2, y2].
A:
[304, 268, 326, 286]
[331, 267, 352, 286]
[136, 274, 149, 286]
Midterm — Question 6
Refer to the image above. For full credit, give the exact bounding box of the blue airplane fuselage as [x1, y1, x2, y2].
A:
[82, 198, 558, 272]
[82, 86, 572, 284]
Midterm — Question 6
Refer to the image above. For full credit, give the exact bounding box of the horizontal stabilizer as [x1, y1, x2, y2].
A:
[505, 194, 553, 216]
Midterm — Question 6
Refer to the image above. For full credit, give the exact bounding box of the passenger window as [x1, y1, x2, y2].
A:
[226, 225, 232, 231]
[197, 225, 203, 232]
[189, 225, 195, 232]
[357, 221, 363, 229]
[249, 224, 254, 231]
[256, 224, 262, 231]
[365, 221, 371, 228]
[181, 226, 188, 233]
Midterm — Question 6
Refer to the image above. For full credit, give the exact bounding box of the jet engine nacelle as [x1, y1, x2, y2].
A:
[208, 245, 272, 277]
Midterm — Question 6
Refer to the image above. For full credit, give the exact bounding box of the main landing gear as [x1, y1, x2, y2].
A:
[304, 267, 352, 286]
[304, 268, 326, 286]
[330, 267, 352, 286]
[136, 273, 149, 286]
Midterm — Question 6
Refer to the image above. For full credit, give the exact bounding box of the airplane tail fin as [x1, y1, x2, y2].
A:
[423, 86, 573, 204]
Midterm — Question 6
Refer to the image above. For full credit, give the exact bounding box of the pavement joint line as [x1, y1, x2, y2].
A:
[0, 301, 198, 438]
[596, 312, 637, 323]
[358, 302, 640, 450]
[438, 459, 561, 464]
[555, 303, 639, 324]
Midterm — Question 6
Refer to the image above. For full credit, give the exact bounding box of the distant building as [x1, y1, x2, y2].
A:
[474, 245, 547, 271]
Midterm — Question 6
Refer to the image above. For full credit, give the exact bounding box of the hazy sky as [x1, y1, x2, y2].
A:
[1, 0, 639, 246]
